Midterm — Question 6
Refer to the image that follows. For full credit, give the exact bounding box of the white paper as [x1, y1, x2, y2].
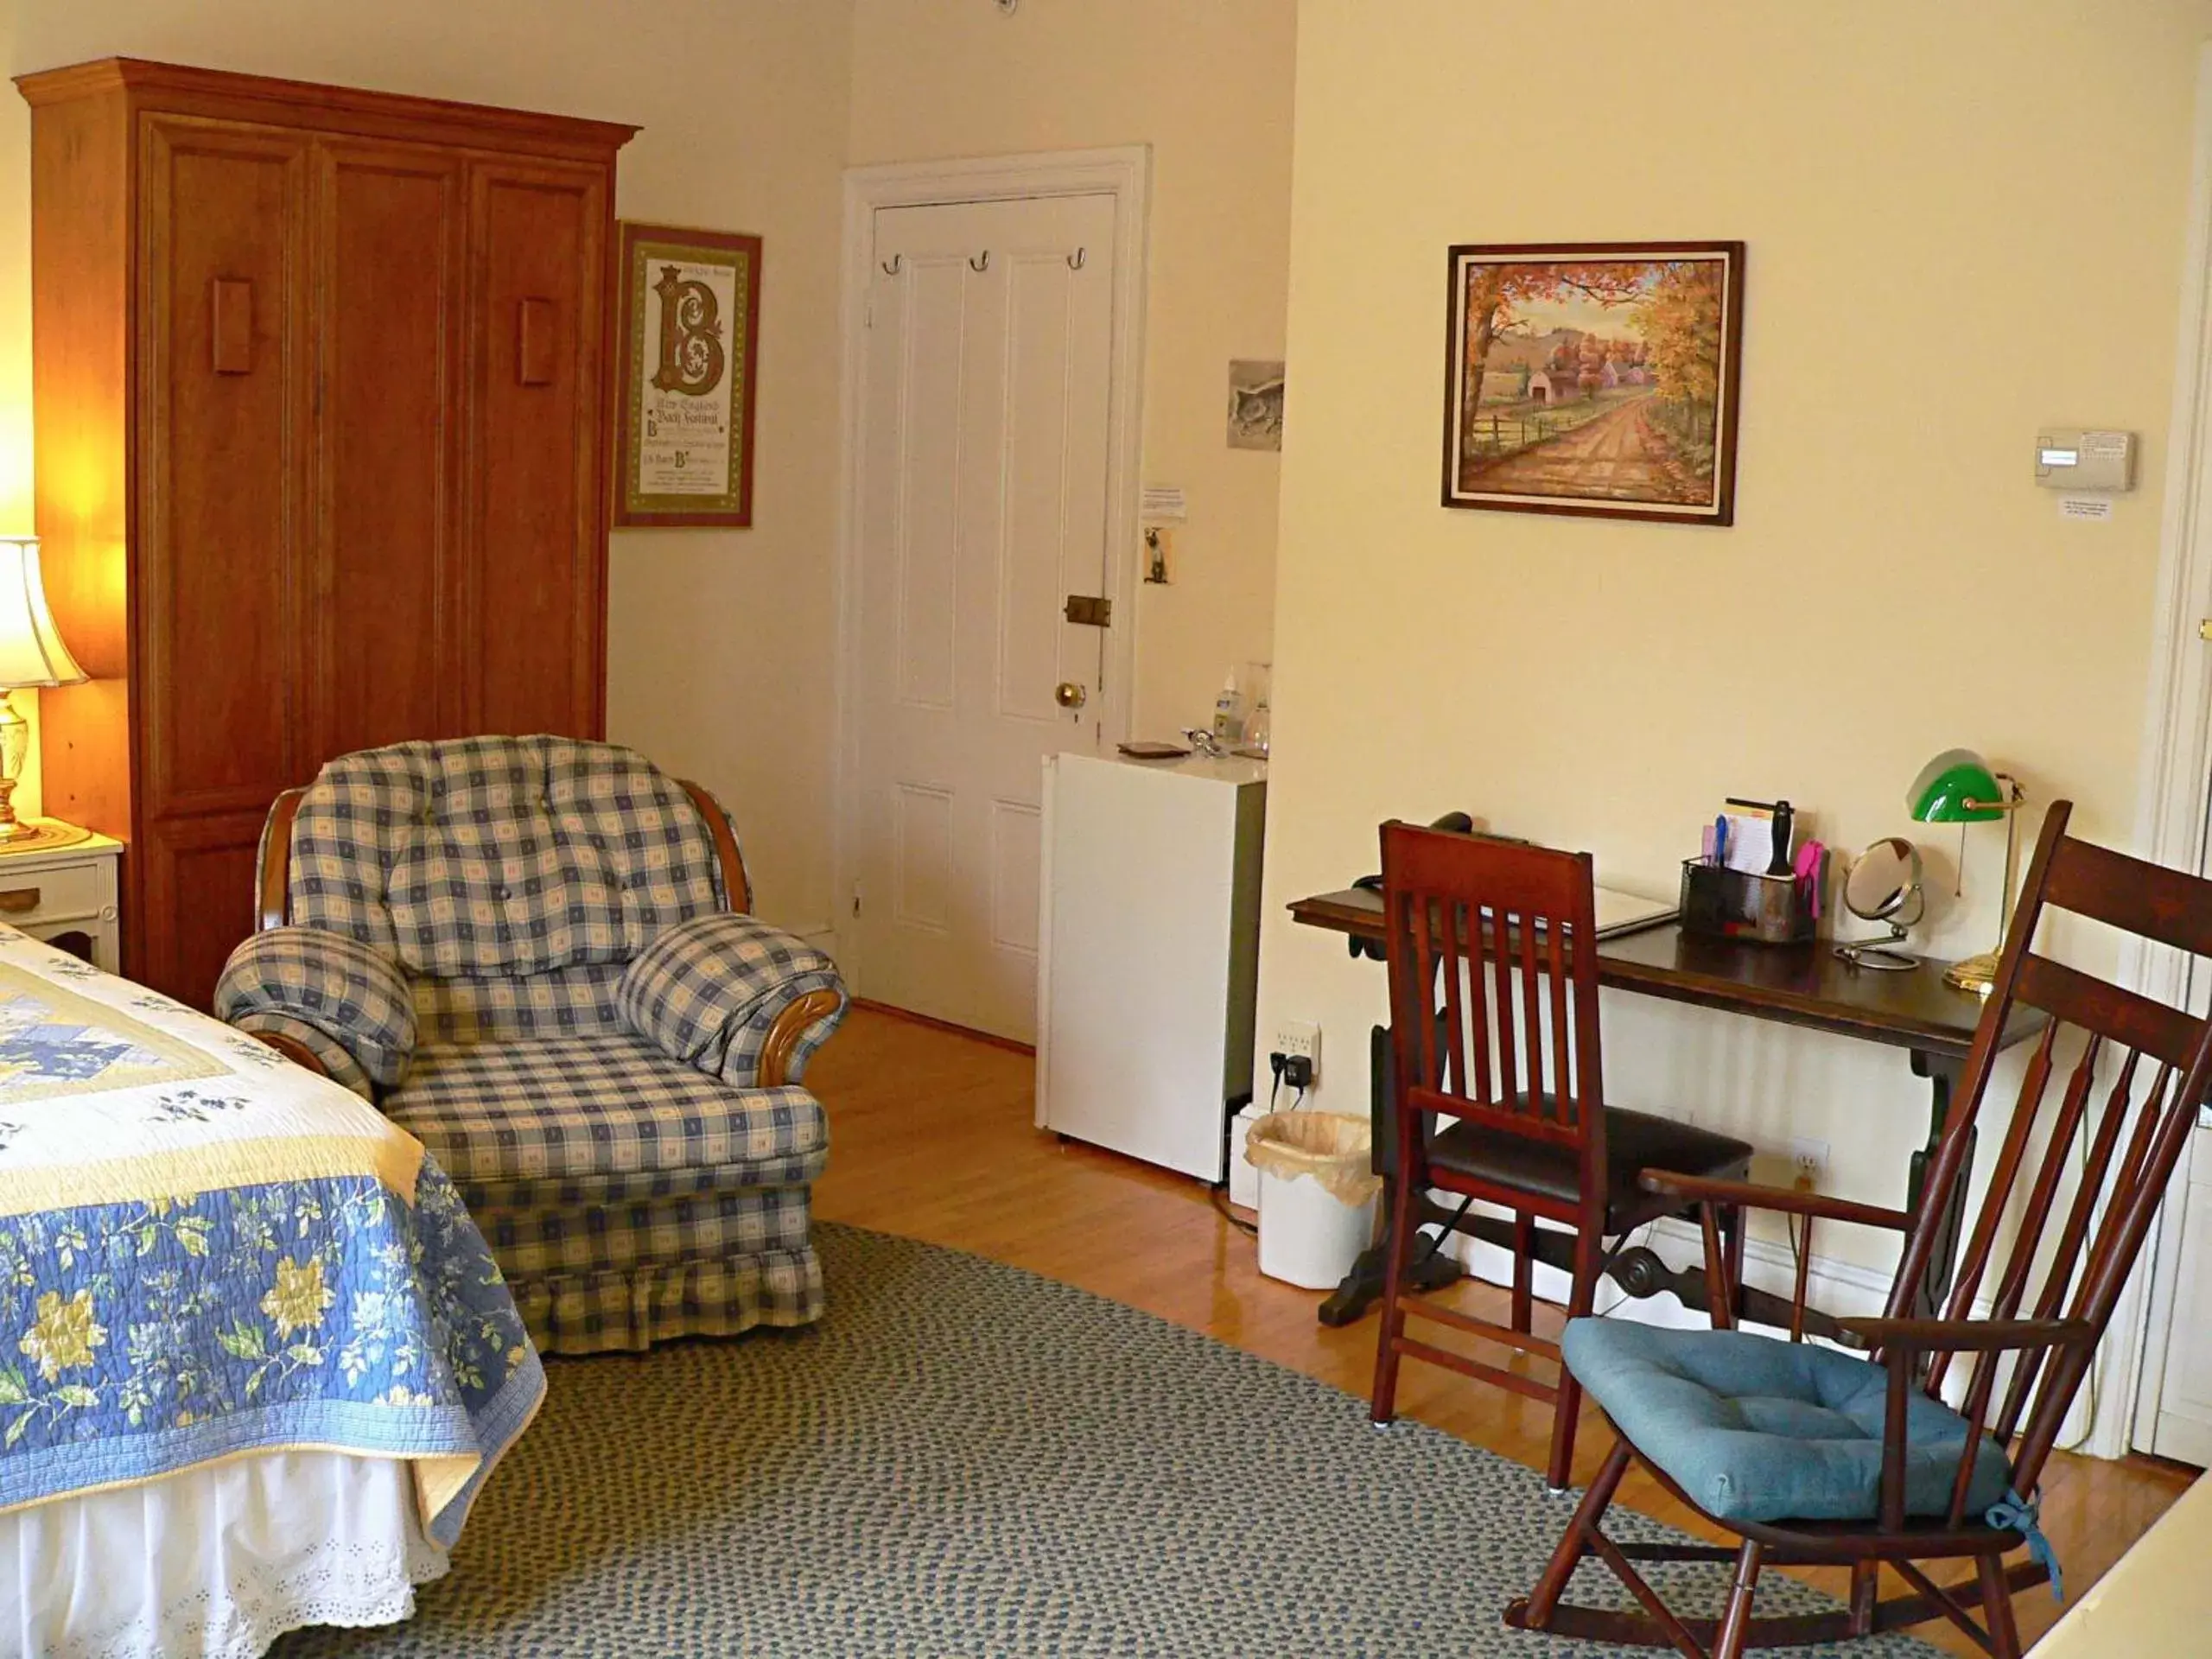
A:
[2059, 495, 2113, 521]
[1141, 486, 1188, 522]
[1592, 885, 1677, 939]
[1721, 811, 1774, 874]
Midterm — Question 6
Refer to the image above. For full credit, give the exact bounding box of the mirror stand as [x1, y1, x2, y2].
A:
[1834, 929, 1917, 972]
[1834, 836, 1926, 973]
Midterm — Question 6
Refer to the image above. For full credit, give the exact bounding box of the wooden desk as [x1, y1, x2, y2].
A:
[1287, 886, 2048, 1329]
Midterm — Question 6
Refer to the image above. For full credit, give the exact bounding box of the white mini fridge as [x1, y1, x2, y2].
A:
[1036, 750, 1267, 1180]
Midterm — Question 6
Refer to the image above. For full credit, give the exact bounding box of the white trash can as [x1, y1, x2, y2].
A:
[1245, 1110, 1381, 1289]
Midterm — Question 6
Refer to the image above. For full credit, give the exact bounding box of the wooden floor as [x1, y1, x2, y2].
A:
[806, 1006, 2195, 1655]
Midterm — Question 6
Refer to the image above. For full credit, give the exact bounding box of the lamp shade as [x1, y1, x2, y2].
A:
[0, 539, 86, 690]
[1907, 747, 2005, 824]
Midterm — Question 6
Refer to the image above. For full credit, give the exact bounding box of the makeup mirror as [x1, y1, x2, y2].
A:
[1833, 836, 1923, 972]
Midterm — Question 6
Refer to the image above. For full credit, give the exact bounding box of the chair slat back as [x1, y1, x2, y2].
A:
[1380, 823, 1606, 1188]
[1880, 802, 2212, 1512]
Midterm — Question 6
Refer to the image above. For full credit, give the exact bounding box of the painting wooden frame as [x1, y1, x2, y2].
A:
[1441, 240, 1744, 525]
[614, 221, 762, 528]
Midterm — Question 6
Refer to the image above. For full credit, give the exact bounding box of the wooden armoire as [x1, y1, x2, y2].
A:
[18, 59, 636, 1007]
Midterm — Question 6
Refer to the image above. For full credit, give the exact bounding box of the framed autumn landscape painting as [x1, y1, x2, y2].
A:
[1441, 241, 1745, 524]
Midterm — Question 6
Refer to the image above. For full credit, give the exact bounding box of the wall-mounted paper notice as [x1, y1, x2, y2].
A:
[1141, 486, 1187, 522]
[2059, 496, 2113, 522]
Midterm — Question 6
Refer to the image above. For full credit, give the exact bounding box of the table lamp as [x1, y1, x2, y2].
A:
[0, 538, 87, 842]
[1906, 747, 2022, 996]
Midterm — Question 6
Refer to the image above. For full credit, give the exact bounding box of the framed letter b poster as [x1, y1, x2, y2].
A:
[616, 222, 763, 527]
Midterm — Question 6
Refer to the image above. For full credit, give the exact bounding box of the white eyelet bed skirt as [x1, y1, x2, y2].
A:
[2, 1451, 447, 1659]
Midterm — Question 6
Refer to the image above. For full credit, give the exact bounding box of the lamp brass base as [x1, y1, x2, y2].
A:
[0, 820, 90, 854]
[1942, 950, 2000, 997]
[0, 773, 29, 841]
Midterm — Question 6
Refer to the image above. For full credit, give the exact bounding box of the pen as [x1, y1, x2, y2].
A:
[1713, 816, 1729, 868]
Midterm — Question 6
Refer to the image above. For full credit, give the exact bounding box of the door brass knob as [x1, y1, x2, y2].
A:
[1054, 681, 1087, 709]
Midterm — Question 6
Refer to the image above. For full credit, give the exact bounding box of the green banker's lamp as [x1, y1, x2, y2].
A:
[1906, 747, 2023, 997]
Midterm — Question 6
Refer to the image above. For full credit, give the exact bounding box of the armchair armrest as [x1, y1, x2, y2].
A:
[233, 1014, 376, 1100]
[617, 913, 848, 1089]
[214, 925, 417, 1093]
[1843, 1314, 2099, 1535]
[1639, 1169, 1912, 1233]
[1640, 1168, 1913, 1340]
[1836, 1315, 2097, 1357]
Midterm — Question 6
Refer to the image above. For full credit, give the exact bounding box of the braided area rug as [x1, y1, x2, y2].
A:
[275, 1222, 1941, 1656]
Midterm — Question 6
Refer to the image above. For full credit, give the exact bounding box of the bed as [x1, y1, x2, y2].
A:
[0, 927, 543, 1657]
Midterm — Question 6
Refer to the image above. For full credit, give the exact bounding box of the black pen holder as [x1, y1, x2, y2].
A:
[1679, 857, 1823, 945]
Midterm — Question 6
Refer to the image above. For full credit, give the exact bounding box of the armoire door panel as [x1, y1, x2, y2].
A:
[138, 811, 268, 1010]
[467, 161, 608, 740]
[312, 140, 467, 760]
[138, 117, 312, 819]
[22, 60, 632, 1011]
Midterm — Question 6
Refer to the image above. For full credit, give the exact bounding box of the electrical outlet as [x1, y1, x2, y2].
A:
[1272, 1020, 1321, 1087]
[1789, 1137, 1830, 1185]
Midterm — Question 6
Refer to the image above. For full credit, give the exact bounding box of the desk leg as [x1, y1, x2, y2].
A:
[1324, 1021, 1794, 1334]
[1908, 1050, 1977, 1322]
[1320, 1024, 1463, 1326]
[1319, 1179, 1464, 1326]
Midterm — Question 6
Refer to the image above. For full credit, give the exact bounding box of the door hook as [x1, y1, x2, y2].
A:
[880, 254, 902, 276]
[969, 251, 990, 272]
[1067, 247, 1086, 270]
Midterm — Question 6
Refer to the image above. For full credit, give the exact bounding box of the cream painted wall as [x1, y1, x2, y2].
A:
[0, 0, 26, 532]
[0, 0, 37, 817]
[1262, 1, 2212, 1262]
[0, 0, 857, 930]
[847, 0, 1296, 736]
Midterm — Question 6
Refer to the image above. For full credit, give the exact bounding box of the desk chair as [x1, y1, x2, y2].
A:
[1509, 801, 2211, 1658]
[1371, 822, 1756, 1491]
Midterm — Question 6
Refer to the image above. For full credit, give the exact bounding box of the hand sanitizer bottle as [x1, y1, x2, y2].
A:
[1211, 671, 1246, 744]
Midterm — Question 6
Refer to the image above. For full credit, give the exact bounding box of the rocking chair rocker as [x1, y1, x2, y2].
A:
[1507, 800, 2212, 1658]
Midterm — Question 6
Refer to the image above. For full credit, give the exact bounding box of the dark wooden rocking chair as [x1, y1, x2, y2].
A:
[1505, 799, 2212, 1657]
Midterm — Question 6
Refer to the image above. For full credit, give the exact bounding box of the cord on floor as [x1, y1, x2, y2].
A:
[1211, 1183, 1258, 1236]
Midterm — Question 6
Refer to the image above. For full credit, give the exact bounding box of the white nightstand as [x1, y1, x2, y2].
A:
[0, 827, 123, 972]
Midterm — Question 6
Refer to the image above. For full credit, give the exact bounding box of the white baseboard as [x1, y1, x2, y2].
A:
[1429, 1200, 2094, 1442]
[1435, 1205, 1891, 1336]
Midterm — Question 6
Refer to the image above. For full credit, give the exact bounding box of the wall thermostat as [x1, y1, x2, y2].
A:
[2035, 428, 2135, 492]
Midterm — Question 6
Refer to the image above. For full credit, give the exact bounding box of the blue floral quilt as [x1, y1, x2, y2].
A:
[0, 931, 540, 1548]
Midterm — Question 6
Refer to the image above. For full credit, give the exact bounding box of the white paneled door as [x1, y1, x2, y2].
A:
[853, 193, 1121, 1042]
[2147, 1123, 2212, 1464]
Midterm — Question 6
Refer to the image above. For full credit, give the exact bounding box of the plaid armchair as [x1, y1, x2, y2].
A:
[214, 736, 848, 1354]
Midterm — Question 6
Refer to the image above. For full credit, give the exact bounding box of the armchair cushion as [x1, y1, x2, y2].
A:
[214, 926, 417, 1088]
[1561, 1319, 2013, 1525]
[616, 913, 846, 1086]
[382, 1037, 829, 1202]
[289, 738, 734, 976]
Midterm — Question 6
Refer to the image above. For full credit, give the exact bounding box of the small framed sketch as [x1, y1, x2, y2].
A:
[615, 222, 763, 528]
[1441, 241, 1744, 525]
[1227, 359, 1284, 451]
